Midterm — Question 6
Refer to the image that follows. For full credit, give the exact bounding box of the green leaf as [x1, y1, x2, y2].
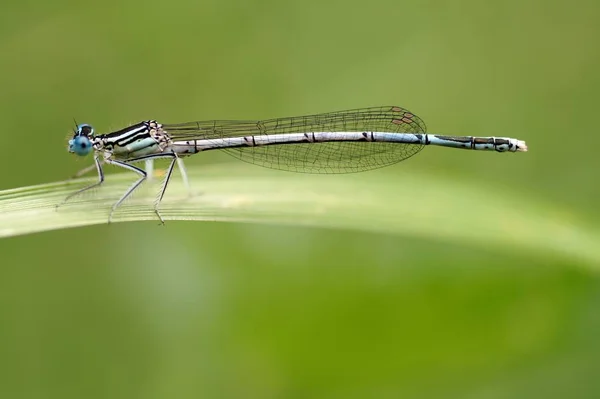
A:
[1, 163, 598, 268]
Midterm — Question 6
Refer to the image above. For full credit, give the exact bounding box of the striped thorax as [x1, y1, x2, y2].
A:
[96, 120, 171, 159]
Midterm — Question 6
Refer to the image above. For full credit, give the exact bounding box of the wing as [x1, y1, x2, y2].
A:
[163, 105, 427, 174]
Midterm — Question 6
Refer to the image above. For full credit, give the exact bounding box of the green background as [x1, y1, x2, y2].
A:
[1, 0, 599, 397]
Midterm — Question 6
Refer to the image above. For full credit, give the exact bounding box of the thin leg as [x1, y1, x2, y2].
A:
[104, 159, 148, 224]
[58, 155, 105, 208]
[154, 155, 179, 223]
[130, 157, 189, 194]
[106, 152, 178, 224]
[70, 160, 105, 179]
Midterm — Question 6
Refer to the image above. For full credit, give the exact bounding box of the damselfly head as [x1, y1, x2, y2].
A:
[68, 124, 95, 156]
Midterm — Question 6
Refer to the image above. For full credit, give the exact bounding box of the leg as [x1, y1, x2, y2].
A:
[104, 159, 148, 224]
[154, 155, 179, 223]
[70, 160, 105, 179]
[106, 152, 178, 224]
[58, 155, 105, 208]
[145, 159, 186, 188]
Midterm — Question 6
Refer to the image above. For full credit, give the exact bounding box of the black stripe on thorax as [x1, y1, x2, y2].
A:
[101, 122, 151, 147]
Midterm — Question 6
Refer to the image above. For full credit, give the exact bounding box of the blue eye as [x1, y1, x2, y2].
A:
[69, 135, 93, 156]
[68, 123, 94, 156]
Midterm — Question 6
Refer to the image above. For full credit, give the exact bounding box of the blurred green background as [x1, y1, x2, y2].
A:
[1, 0, 599, 397]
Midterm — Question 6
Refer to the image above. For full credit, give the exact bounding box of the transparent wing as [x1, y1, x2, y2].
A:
[164, 105, 427, 174]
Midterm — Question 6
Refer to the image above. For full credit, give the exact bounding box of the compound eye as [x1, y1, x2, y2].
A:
[69, 135, 93, 156]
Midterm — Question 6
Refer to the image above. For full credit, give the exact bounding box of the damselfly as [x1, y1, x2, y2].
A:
[60, 105, 528, 223]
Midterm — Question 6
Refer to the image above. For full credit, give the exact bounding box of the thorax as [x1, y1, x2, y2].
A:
[94, 120, 171, 159]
